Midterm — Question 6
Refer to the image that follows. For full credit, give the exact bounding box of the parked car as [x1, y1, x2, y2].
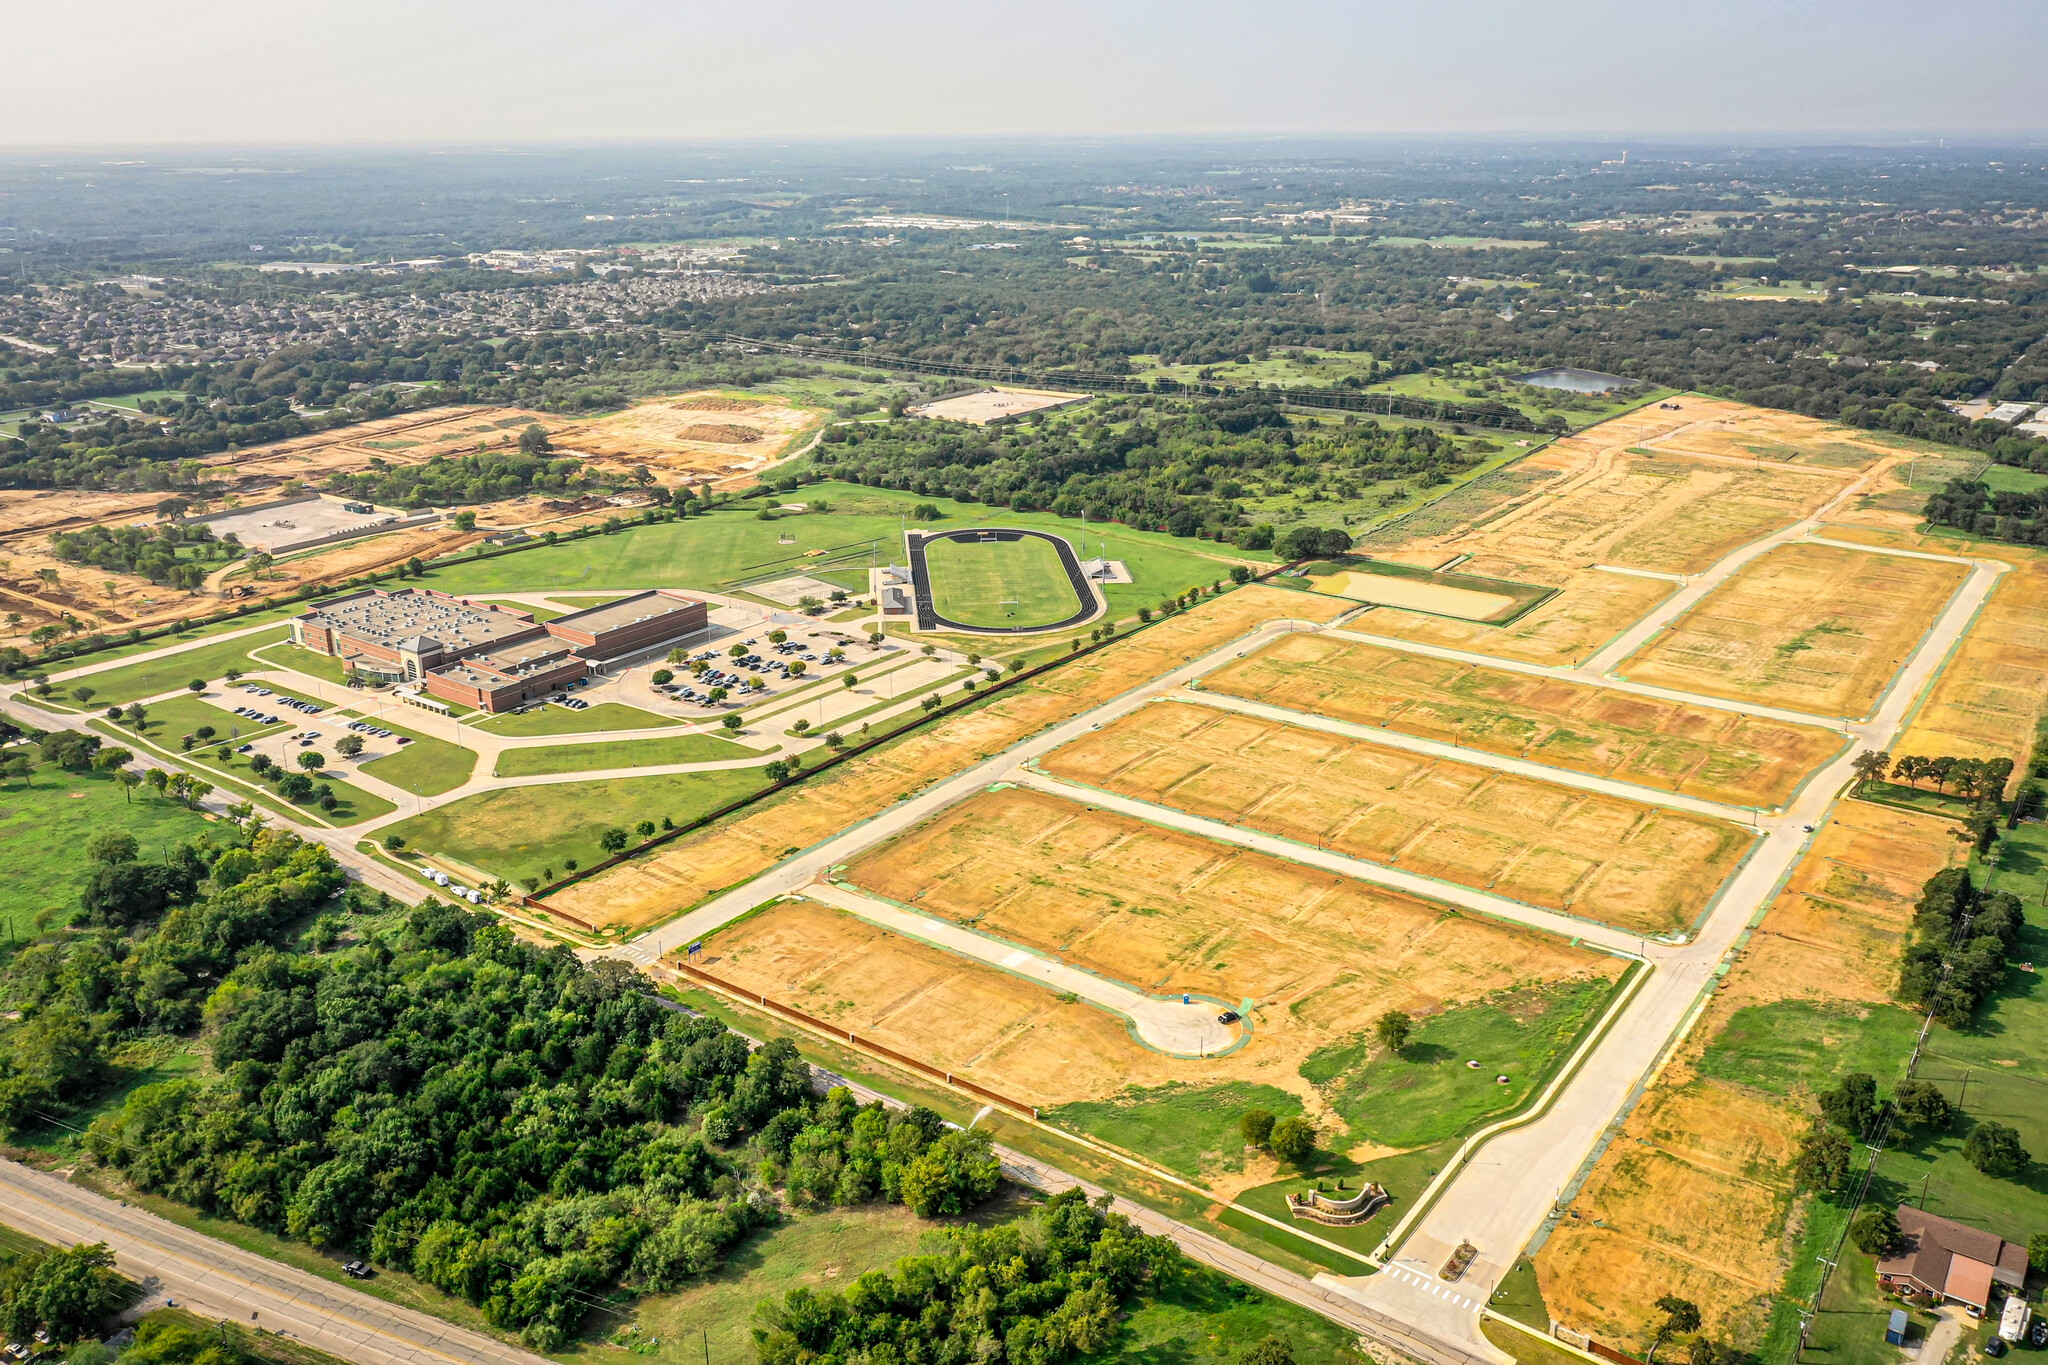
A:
[1217, 1010, 1241, 1025]
[343, 1260, 372, 1280]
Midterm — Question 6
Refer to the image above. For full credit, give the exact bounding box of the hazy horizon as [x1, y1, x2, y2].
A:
[7, 0, 2046, 148]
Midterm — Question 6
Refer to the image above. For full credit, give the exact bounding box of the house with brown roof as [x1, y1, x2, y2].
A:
[1876, 1207, 2028, 1314]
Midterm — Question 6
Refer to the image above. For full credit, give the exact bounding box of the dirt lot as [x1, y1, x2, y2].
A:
[1648, 406, 1898, 471]
[1617, 542, 1970, 718]
[1339, 557, 1675, 667]
[1534, 801, 1959, 1351]
[1037, 700, 1754, 937]
[1895, 548, 2048, 766]
[702, 787, 1620, 1112]
[0, 405, 557, 646]
[914, 388, 1083, 425]
[548, 585, 1355, 932]
[545, 390, 824, 487]
[1202, 633, 1842, 808]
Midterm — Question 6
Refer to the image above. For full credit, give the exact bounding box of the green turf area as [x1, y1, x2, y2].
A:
[922, 532, 1086, 628]
[1483, 1318, 1591, 1365]
[1043, 1081, 1303, 1180]
[1231, 1139, 1459, 1261]
[356, 721, 477, 796]
[1108, 1268, 1372, 1365]
[493, 732, 764, 777]
[127, 691, 292, 747]
[74, 624, 292, 704]
[413, 483, 1245, 620]
[249, 640, 356, 686]
[1983, 818, 2048, 919]
[0, 762, 222, 931]
[0, 1223, 57, 1260]
[1978, 464, 2048, 494]
[380, 766, 772, 887]
[1798, 1245, 1917, 1365]
[1306, 979, 1621, 1148]
[1693, 1001, 1920, 1095]
[111, 714, 397, 827]
[1489, 1257, 1552, 1329]
[1852, 780, 1975, 819]
[473, 701, 681, 736]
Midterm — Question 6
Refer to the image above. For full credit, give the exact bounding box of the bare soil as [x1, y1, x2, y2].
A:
[545, 390, 823, 487]
[1038, 699, 1754, 937]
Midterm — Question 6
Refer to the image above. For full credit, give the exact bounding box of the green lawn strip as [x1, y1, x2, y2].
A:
[0, 764, 222, 931]
[248, 640, 357, 686]
[492, 732, 766, 778]
[29, 603, 309, 674]
[97, 715, 395, 827]
[1760, 1191, 1855, 1365]
[73, 624, 293, 704]
[782, 669, 973, 736]
[1800, 1244, 1911, 1365]
[92, 719, 311, 828]
[384, 767, 772, 887]
[1210, 1206, 1372, 1275]
[0, 1223, 58, 1259]
[353, 719, 477, 796]
[1489, 1256, 1552, 1329]
[923, 532, 1084, 628]
[58, 1166, 527, 1351]
[1308, 979, 1622, 1148]
[139, 1307, 359, 1365]
[1109, 1264, 1374, 1365]
[1851, 780, 1974, 820]
[1692, 1001, 1920, 1095]
[474, 701, 682, 736]
[1042, 1081, 1302, 1182]
[1231, 1140, 1459, 1262]
[1484, 1317, 1592, 1365]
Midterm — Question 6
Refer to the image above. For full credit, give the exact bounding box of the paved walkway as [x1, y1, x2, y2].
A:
[0, 1160, 553, 1365]
[805, 882, 1241, 1056]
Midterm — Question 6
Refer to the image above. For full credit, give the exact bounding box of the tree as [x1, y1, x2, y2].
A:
[297, 751, 325, 772]
[1268, 1115, 1316, 1166]
[651, 669, 674, 685]
[1240, 1338, 1296, 1365]
[1795, 1123, 1853, 1190]
[1240, 1108, 1276, 1148]
[600, 827, 629, 854]
[842, 673, 859, 690]
[335, 735, 364, 758]
[114, 769, 141, 803]
[1962, 1121, 2029, 1177]
[454, 511, 477, 532]
[385, 834, 406, 852]
[519, 423, 552, 454]
[1374, 1009, 1413, 1053]
[85, 830, 138, 865]
[635, 820, 656, 840]
[224, 668, 242, 684]
[824, 731, 845, 749]
[2031, 1232, 2048, 1274]
[71, 685, 95, 707]
[0, 1242, 123, 1347]
[1230, 565, 1254, 584]
[1852, 1204, 1904, 1256]
[1852, 750, 1891, 784]
[898, 1128, 1001, 1217]
[187, 678, 206, 694]
[1819, 1073, 1878, 1135]
[1653, 1297, 1702, 1350]
[1892, 1079, 1952, 1130]
[722, 714, 743, 734]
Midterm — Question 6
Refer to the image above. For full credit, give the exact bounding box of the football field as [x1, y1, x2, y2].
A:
[922, 531, 1085, 628]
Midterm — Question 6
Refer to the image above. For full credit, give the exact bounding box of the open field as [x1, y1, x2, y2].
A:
[472, 700, 681, 736]
[1893, 548, 2048, 763]
[1037, 701, 1752, 936]
[922, 532, 1084, 628]
[418, 480, 1244, 619]
[1341, 556, 1676, 666]
[491, 731, 761, 777]
[1203, 633, 1842, 808]
[1618, 542, 1970, 718]
[75, 624, 292, 705]
[250, 640, 357, 686]
[1648, 406, 1897, 471]
[545, 389, 824, 485]
[832, 784, 1622, 1121]
[1534, 802, 1960, 1352]
[0, 762, 223, 929]
[354, 719, 476, 795]
[914, 387, 1083, 424]
[548, 585, 1354, 933]
[1295, 557, 1553, 622]
[380, 765, 772, 889]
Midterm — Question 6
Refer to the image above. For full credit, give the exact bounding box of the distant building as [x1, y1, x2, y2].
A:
[1986, 402, 2036, 425]
[1875, 1207, 2028, 1314]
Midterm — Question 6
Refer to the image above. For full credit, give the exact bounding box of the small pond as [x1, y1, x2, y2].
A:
[1511, 367, 1640, 394]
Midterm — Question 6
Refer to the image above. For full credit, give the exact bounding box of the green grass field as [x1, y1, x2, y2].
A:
[473, 701, 681, 736]
[74, 624, 292, 704]
[415, 484, 1244, 620]
[381, 766, 773, 888]
[108, 710, 397, 827]
[1043, 1081, 1304, 1180]
[130, 691, 291, 748]
[922, 532, 1086, 628]
[357, 720, 477, 796]
[249, 640, 356, 686]
[0, 762, 222, 930]
[1693, 1001, 1920, 1095]
[492, 732, 763, 777]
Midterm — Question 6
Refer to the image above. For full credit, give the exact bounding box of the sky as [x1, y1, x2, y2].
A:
[6, 0, 2047, 147]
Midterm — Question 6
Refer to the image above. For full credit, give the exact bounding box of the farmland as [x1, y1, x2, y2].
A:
[1036, 701, 1753, 936]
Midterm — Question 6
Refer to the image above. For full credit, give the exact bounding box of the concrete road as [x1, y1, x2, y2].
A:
[0, 1160, 554, 1365]
[805, 881, 1241, 1056]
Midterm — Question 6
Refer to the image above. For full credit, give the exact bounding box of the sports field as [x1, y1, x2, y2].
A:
[1617, 542, 1970, 718]
[546, 586, 1354, 933]
[1203, 633, 1841, 807]
[1038, 701, 1752, 936]
[921, 533, 1085, 628]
